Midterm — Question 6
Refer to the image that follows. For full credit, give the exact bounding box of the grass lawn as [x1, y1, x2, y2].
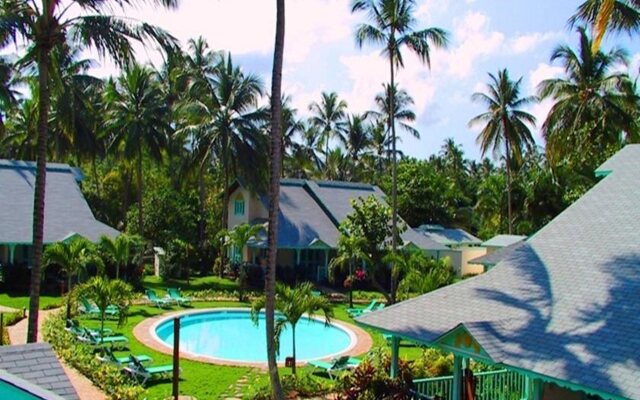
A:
[0, 292, 62, 310]
[77, 299, 425, 399]
[142, 275, 239, 295]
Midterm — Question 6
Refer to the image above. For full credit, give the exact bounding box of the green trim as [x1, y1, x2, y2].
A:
[595, 169, 612, 178]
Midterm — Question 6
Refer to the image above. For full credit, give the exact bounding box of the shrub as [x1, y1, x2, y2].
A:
[338, 348, 414, 400]
[1, 311, 25, 346]
[244, 371, 334, 400]
[411, 348, 453, 378]
[42, 312, 145, 400]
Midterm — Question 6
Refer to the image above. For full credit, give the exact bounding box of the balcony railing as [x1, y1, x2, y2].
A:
[412, 369, 527, 400]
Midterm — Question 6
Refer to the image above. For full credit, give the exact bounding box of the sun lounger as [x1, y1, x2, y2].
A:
[145, 289, 173, 308]
[66, 319, 113, 337]
[77, 328, 128, 349]
[167, 288, 191, 306]
[348, 301, 384, 317]
[97, 348, 152, 366]
[78, 297, 119, 317]
[124, 355, 177, 386]
[308, 356, 361, 379]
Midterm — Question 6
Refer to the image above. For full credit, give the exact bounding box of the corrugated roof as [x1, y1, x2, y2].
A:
[0, 159, 119, 244]
[0, 343, 79, 400]
[416, 226, 482, 246]
[358, 144, 640, 399]
[482, 234, 527, 248]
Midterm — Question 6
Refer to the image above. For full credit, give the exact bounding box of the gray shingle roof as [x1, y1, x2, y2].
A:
[416, 225, 482, 246]
[482, 234, 527, 248]
[0, 160, 119, 244]
[0, 343, 79, 400]
[468, 241, 526, 266]
[358, 144, 640, 399]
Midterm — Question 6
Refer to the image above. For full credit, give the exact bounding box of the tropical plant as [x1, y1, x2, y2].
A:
[570, 0, 640, 53]
[251, 282, 333, 375]
[99, 234, 140, 280]
[43, 238, 102, 293]
[351, 0, 449, 265]
[266, 0, 287, 397]
[0, 0, 179, 344]
[76, 277, 134, 342]
[329, 226, 371, 308]
[0, 55, 20, 134]
[387, 251, 454, 301]
[537, 28, 638, 171]
[368, 82, 420, 144]
[308, 92, 348, 167]
[469, 68, 536, 234]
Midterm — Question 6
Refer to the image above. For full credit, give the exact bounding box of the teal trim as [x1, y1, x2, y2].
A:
[390, 336, 400, 378]
[595, 169, 612, 178]
[233, 199, 245, 216]
[451, 355, 462, 400]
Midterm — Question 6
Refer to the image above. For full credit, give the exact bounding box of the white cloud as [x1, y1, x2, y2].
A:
[528, 62, 564, 92]
[509, 31, 562, 54]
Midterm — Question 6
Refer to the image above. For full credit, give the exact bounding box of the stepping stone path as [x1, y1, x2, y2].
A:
[220, 370, 259, 399]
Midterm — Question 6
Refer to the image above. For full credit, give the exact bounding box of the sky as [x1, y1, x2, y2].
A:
[85, 0, 640, 160]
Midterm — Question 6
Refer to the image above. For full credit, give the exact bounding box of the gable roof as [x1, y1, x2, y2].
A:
[482, 234, 527, 248]
[0, 160, 119, 244]
[0, 343, 79, 400]
[357, 145, 640, 399]
[416, 225, 482, 246]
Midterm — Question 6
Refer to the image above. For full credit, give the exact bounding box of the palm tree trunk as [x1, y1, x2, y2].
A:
[27, 49, 52, 344]
[92, 156, 101, 199]
[266, 1, 286, 398]
[221, 133, 229, 278]
[349, 258, 354, 309]
[198, 165, 207, 255]
[389, 51, 398, 305]
[291, 325, 297, 375]
[505, 138, 513, 234]
[137, 148, 144, 269]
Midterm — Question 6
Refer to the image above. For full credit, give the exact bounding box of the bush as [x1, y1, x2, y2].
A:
[1, 311, 25, 346]
[338, 348, 414, 400]
[42, 312, 145, 400]
[244, 371, 334, 400]
[411, 348, 453, 378]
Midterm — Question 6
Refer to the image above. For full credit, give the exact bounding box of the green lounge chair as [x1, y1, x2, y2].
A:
[97, 348, 152, 366]
[351, 302, 385, 317]
[145, 289, 172, 308]
[78, 297, 119, 317]
[347, 300, 379, 317]
[78, 328, 128, 349]
[167, 288, 191, 306]
[308, 356, 360, 379]
[125, 355, 177, 386]
[66, 319, 113, 338]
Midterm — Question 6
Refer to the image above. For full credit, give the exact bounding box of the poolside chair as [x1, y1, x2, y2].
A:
[77, 328, 129, 349]
[145, 289, 173, 308]
[308, 356, 361, 379]
[97, 348, 152, 366]
[347, 300, 379, 317]
[78, 297, 119, 317]
[167, 288, 191, 306]
[125, 355, 177, 386]
[66, 319, 113, 338]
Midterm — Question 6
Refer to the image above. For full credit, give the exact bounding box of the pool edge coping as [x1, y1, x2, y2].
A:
[132, 307, 373, 369]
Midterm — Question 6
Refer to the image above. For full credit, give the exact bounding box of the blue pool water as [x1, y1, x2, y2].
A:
[155, 309, 353, 363]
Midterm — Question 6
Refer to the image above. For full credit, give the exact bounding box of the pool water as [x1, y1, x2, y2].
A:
[155, 309, 353, 363]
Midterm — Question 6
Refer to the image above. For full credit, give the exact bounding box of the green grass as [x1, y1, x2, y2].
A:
[142, 275, 239, 295]
[77, 299, 424, 399]
[0, 293, 61, 310]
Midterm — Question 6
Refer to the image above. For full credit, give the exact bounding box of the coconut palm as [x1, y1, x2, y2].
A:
[0, 0, 179, 343]
[0, 56, 20, 135]
[308, 92, 348, 167]
[265, 0, 286, 396]
[77, 277, 133, 343]
[469, 69, 536, 234]
[537, 28, 638, 169]
[324, 148, 352, 181]
[570, 0, 640, 53]
[329, 230, 370, 308]
[388, 251, 454, 301]
[104, 64, 170, 243]
[251, 282, 333, 375]
[351, 0, 449, 271]
[368, 82, 420, 143]
[99, 234, 140, 280]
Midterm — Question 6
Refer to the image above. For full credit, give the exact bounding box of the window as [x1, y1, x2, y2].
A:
[234, 198, 245, 216]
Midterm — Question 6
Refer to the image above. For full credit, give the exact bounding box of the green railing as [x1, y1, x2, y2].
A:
[413, 369, 527, 400]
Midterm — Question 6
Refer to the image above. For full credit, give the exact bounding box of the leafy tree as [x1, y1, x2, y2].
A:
[469, 69, 536, 234]
[251, 282, 333, 375]
[0, 0, 179, 344]
[329, 227, 370, 308]
[351, 0, 449, 263]
[76, 277, 133, 342]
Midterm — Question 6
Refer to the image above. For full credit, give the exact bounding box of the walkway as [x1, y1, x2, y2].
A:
[7, 308, 107, 400]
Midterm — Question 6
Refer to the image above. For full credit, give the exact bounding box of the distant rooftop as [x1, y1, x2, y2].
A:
[469, 241, 526, 266]
[482, 234, 527, 248]
[416, 225, 482, 246]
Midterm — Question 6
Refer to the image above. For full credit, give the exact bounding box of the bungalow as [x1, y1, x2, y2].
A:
[0, 160, 119, 268]
[226, 179, 448, 281]
[415, 225, 487, 276]
[357, 145, 640, 400]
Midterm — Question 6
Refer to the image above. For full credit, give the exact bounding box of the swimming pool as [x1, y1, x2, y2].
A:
[153, 309, 356, 363]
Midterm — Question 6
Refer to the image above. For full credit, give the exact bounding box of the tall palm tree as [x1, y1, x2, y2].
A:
[537, 28, 638, 169]
[368, 82, 420, 143]
[469, 69, 536, 234]
[265, 0, 286, 397]
[104, 64, 170, 244]
[99, 234, 140, 280]
[251, 282, 333, 375]
[329, 232, 370, 308]
[351, 0, 448, 287]
[308, 91, 348, 167]
[570, 0, 640, 53]
[0, 0, 179, 344]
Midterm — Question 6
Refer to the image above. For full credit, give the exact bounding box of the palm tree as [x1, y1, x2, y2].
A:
[308, 92, 348, 167]
[77, 276, 133, 343]
[469, 69, 536, 234]
[351, 0, 449, 287]
[345, 114, 372, 164]
[104, 64, 170, 244]
[266, 0, 286, 397]
[537, 28, 638, 169]
[0, 0, 179, 344]
[99, 234, 140, 280]
[0, 55, 20, 135]
[368, 82, 420, 144]
[388, 251, 454, 301]
[324, 148, 352, 181]
[329, 231, 370, 308]
[570, 0, 640, 53]
[251, 282, 333, 375]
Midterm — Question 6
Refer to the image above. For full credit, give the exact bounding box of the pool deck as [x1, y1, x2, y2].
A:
[132, 308, 373, 369]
